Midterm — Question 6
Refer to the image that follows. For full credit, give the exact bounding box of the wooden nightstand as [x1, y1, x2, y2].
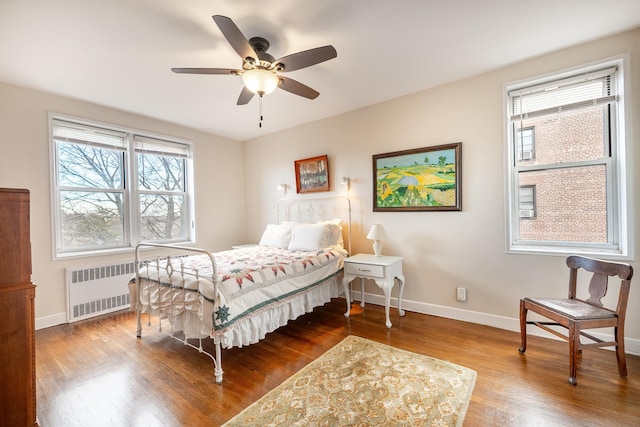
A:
[342, 253, 405, 328]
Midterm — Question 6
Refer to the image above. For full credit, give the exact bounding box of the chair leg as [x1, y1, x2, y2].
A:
[568, 322, 579, 385]
[518, 299, 527, 354]
[615, 325, 628, 378]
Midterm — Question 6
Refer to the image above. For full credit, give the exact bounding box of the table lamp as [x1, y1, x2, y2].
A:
[366, 224, 388, 256]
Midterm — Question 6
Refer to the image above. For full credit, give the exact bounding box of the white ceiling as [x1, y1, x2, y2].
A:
[1, 0, 639, 141]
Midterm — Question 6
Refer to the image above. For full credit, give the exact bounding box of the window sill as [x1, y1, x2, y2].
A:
[508, 244, 630, 260]
[54, 240, 195, 261]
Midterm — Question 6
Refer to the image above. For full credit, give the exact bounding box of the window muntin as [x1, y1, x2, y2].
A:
[52, 117, 194, 257]
[506, 61, 626, 256]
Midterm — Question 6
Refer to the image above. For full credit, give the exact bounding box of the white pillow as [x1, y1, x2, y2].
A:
[318, 219, 344, 247]
[259, 224, 293, 248]
[288, 223, 331, 251]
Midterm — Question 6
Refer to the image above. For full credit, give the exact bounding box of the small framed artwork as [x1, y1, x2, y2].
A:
[295, 155, 330, 194]
[373, 142, 462, 211]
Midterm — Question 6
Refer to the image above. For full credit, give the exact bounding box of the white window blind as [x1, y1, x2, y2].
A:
[510, 67, 617, 120]
[53, 120, 127, 150]
[134, 135, 189, 157]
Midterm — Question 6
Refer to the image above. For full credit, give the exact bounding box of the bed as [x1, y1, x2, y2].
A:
[130, 195, 351, 383]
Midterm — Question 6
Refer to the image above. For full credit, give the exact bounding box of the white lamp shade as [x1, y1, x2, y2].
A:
[366, 224, 388, 241]
[242, 69, 279, 95]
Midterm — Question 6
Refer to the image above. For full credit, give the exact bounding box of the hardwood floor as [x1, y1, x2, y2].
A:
[35, 299, 640, 426]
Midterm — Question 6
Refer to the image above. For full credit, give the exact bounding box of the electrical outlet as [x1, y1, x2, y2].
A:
[456, 286, 467, 302]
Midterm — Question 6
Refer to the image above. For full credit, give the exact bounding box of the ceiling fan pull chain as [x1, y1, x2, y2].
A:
[259, 95, 264, 128]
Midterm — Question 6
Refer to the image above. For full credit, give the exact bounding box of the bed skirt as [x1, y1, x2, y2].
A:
[133, 272, 341, 349]
[216, 273, 340, 348]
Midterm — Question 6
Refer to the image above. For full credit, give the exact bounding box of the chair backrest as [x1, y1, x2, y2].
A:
[566, 255, 633, 315]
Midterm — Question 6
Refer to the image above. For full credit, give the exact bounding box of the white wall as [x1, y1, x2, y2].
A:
[0, 82, 245, 327]
[244, 29, 640, 351]
[1, 28, 637, 354]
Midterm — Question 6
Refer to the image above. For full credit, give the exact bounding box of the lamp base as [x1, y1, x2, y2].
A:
[372, 240, 383, 256]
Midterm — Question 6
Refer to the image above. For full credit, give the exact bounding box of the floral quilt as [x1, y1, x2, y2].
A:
[132, 245, 346, 335]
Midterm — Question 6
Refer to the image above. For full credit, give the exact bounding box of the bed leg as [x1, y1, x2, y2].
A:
[214, 339, 224, 384]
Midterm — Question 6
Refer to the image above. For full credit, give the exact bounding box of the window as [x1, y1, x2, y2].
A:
[516, 127, 535, 160]
[134, 136, 189, 242]
[506, 58, 630, 256]
[519, 185, 536, 219]
[51, 117, 194, 258]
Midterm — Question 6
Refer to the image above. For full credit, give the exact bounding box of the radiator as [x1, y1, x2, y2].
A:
[66, 262, 134, 322]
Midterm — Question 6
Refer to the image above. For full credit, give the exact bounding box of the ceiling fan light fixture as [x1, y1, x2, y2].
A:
[242, 69, 279, 95]
[173, 16, 336, 107]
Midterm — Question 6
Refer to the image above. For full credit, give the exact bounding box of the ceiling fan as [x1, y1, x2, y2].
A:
[172, 15, 337, 106]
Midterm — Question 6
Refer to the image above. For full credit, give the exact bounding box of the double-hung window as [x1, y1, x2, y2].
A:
[51, 117, 194, 258]
[134, 136, 189, 242]
[506, 58, 630, 256]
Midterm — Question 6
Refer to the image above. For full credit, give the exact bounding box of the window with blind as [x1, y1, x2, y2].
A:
[134, 136, 189, 242]
[505, 58, 630, 256]
[51, 117, 194, 257]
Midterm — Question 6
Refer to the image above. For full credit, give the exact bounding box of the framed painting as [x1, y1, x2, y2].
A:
[295, 155, 330, 194]
[373, 142, 462, 211]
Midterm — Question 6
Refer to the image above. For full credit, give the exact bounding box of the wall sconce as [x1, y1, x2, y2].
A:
[341, 177, 350, 191]
[277, 183, 288, 196]
[366, 224, 388, 256]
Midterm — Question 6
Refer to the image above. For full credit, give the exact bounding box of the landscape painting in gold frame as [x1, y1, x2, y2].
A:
[373, 143, 462, 211]
[295, 155, 330, 194]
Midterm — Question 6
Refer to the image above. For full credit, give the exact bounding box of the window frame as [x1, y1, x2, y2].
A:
[49, 114, 196, 259]
[504, 56, 631, 258]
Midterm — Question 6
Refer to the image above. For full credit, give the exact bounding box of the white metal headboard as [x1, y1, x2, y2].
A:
[276, 195, 352, 254]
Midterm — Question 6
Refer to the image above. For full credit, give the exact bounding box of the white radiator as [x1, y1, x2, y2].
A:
[66, 262, 134, 322]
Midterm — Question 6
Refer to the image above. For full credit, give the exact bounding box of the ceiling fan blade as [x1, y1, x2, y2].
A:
[278, 76, 320, 99]
[212, 15, 258, 62]
[172, 68, 240, 75]
[237, 86, 255, 105]
[275, 45, 337, 72]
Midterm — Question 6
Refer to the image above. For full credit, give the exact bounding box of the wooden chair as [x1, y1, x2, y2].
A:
[519, 255, 633, 385]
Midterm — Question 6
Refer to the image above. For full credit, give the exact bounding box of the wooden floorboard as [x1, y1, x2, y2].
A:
[35, 299, 640, 426]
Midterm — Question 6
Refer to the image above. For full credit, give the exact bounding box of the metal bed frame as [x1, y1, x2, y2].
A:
[132, 195, 351, 384]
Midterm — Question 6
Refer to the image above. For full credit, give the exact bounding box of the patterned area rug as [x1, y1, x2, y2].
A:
[223, 335, 476, 426]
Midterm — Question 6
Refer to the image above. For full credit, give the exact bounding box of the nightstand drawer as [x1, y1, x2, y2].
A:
[344, 262, 384, 278]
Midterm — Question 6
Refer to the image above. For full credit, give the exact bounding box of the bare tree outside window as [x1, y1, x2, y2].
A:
[137, 152, 186, 241]
[57, 141, 126, 250]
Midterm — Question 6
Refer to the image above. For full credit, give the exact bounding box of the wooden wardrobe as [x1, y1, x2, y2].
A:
[0, 188, 37, 426]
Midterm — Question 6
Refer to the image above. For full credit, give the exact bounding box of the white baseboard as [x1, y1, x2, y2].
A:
[38, 293, 640, 356]
[36, 312, 67, 330]
[352, 291, 640, 356]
